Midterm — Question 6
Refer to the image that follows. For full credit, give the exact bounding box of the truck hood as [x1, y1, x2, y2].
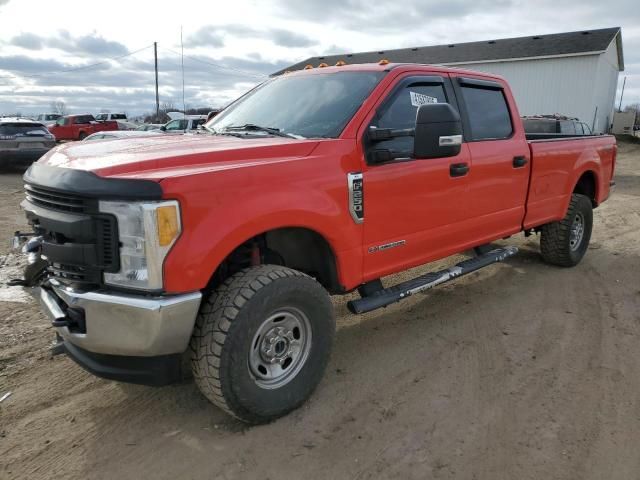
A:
[38, 134, 321, 180]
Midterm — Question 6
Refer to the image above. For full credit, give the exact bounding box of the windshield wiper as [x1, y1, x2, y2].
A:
[223, 124, 299, 139]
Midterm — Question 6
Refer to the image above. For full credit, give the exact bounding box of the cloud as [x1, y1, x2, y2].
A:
[272, 0, 512, 32]
[0, 48, 290, 116]
[10, 32, 42, 50]
[270, 29, 317, 48]
[186, 24, 317, 49]
[184, 27, 226, 48]
[7, 30, 129, 56]
[49, 30, 129, 56]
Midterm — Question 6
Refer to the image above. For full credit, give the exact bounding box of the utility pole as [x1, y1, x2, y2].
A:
[618, 76, 627, 112]
[154, 42, 159, 120]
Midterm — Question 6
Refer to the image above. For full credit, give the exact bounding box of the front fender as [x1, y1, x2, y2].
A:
[160, 159, 363, 293]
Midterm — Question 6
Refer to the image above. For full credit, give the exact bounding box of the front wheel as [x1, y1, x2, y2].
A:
[190, 265, 335, 424]
[540, 193, 593, 267]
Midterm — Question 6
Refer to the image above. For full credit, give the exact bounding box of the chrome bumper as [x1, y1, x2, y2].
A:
[40, 285, 202, 357]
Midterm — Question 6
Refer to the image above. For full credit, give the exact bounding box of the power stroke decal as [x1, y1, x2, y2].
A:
[368, 240, 406, 254]
[348, 172, 364, 224]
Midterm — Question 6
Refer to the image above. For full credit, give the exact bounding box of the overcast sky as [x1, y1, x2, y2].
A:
[0, 0, 638, 118]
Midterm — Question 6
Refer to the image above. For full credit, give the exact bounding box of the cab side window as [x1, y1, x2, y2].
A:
[460, 85, 512, 140]
[372, 82, 448, 154]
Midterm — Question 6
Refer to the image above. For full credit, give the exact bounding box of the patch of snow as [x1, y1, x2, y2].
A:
[0, 253, 32, 303]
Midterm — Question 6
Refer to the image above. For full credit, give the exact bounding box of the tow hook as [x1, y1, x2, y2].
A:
[8, 233, 47, 287]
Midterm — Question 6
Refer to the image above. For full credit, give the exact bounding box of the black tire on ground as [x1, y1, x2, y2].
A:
[190, 265, 335, 424]
[540, 193, 593, 267]
[78, 132, 87, 140]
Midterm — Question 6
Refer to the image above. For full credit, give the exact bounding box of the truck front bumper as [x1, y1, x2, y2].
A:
[40, 283, 202, 385]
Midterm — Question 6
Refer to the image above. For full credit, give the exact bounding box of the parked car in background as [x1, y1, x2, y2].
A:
[35, 113, 62, 127]
[95, 113, 127, 122]
[83, 130, 163, 141]
[0, 117, 56, 167]
[522, 115, 593, 137]
[136, 123, 163, 131]
[160, 115, 207, 133]
[47, 114, 119, 141]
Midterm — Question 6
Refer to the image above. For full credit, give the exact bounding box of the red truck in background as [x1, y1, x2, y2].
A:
[16, 63, 616, 424]
[47, 114, 119, 141]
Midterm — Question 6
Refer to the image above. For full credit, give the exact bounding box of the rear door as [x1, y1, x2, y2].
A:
[361, 74, 473, 279]
[451, 75, 530, 239]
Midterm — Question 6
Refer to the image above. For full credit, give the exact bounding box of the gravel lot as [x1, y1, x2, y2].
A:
[1, 139, 639, 480]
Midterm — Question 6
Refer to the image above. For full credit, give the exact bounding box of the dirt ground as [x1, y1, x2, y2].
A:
[1, 140, 639, 480]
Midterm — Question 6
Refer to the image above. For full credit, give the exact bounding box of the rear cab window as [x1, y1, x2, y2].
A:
[559, 120, 576, 135]
[457, 79, 513, 141]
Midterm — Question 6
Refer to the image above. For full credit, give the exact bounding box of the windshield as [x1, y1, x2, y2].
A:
[96, 114, 107, 121]
[206, 71, 385, 139]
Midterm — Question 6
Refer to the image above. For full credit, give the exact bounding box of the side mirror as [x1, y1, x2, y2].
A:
[160, 125, 166, 131]
[413, 103, 462, 159]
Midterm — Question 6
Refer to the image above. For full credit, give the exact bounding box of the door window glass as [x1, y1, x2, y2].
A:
[373, 82, 448, 154]
[460, 85, 512, 140]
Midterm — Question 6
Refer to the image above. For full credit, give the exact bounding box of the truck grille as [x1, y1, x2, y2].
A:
[24, 183, 120, 286]
[96, 217, 117, 269]
[24, 184, 91, 214]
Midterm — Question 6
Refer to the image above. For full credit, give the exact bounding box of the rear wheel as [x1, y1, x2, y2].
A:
[540, 193, 593, 267]
[190, 265, 335, 424]
[78, 131, 87, 140]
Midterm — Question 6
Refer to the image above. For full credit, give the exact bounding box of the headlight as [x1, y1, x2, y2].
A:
[99, 200, 181, 290]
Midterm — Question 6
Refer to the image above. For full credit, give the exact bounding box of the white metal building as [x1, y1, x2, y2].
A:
[277, 28, 624, 134]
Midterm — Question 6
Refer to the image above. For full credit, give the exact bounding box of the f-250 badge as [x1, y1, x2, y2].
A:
[348, 173, 364, 224]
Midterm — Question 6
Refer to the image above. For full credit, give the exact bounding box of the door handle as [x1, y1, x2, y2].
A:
[513, 156, 528, 168]
[450, 163, 469, 177]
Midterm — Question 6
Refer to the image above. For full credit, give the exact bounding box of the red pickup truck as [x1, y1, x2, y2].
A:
[17, 63, 616, 424]
[47, 114, 119, 141]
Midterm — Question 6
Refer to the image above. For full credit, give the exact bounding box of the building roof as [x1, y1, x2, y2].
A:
[274, 27, 623, 76]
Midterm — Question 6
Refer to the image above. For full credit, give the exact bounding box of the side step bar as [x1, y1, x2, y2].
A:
[347, 246, 518, 314]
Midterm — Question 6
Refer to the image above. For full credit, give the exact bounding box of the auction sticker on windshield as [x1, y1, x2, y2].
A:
[410, 91, 438, 107]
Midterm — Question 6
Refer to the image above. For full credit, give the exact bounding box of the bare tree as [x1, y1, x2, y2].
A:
[50, 100, 67, 116]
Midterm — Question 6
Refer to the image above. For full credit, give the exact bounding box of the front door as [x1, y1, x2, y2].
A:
[360, 74, 473, 280]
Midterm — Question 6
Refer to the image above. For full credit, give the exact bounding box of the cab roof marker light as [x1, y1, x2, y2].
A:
[304, 64, 314, 69]
[335, 60, 346, 66]
[318, 63, 328, 68]
[378, 58, 390, 65]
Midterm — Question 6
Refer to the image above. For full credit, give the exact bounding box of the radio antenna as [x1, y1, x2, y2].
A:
[181, 26, 186, 120]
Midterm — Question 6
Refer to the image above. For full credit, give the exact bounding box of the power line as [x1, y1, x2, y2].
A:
[158, 45, 266, 79]
[0, 44, 154, 80]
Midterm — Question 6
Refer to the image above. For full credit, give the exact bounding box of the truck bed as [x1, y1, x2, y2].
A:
[523, 134, 616, 229]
